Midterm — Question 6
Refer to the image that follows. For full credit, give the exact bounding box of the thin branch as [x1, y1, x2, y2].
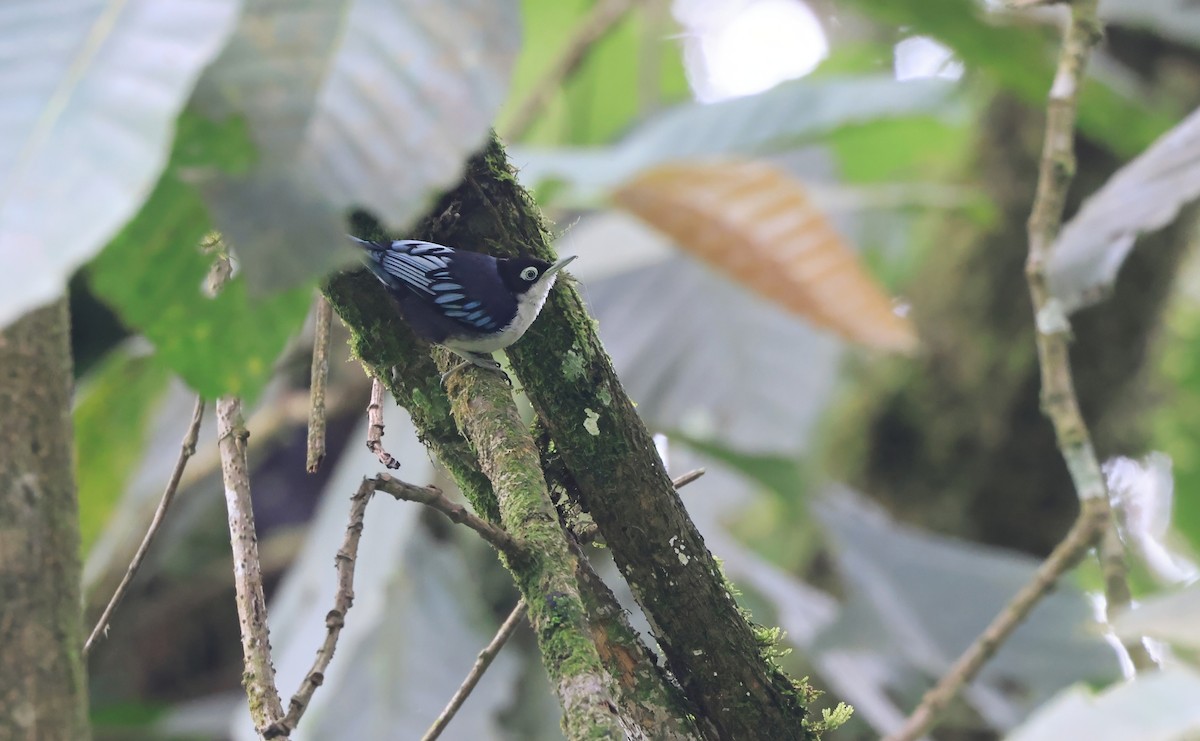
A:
[84, 397, 206, 656]
[422, 599, 529, 741]
[501, 0, 641, 141]
[306, 294, 333, 473]
[218, 396, 285, 734]
[891, 4, 1127, 738]
[373, 473, 519, 553]
[366, 377, 401, 470]
[885, 505, 1107, 741]
[672, 468, 706, 490]
[1024, 0, 1106, 505]
[266, 478, 376, 738]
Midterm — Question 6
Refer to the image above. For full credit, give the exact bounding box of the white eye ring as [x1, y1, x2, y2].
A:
[520, 266, 539, 281]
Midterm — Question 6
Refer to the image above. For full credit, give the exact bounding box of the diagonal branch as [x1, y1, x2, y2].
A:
[884, 506, 1107, 741]
[373, 473, 519, 553]
[85, 396, 205, 656]
[266, 478, 376, 738]
[422, 599, 529, 741]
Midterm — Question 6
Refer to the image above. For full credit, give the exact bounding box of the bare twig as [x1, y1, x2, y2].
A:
[502, 0, 640, 141]
[266, 478, 375, 738]
[671, 468, 706, 490]
[366, 377, 401, 470]
[885, 504, 1107, 741]
[891, 4, 1128, 738]
[422, 599, 529, 741]
[373, 474, 519, 553]
[84, 397, 206, 656]
[1024, 0, 1106, 504]
[218, 397, 285, 733]
[306, 295, 333, 473]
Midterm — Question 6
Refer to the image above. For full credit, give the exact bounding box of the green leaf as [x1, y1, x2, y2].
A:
[677, 435, 807, 498]
[75, 349, 171, 553]
[88, 114, 311, 401]
[1152, 301, 1200, 554]
[0, 0, 241, 329]
[503, 0, 690, 145]
[827, 115, 970, 182]
[840, 0, 1174, 155]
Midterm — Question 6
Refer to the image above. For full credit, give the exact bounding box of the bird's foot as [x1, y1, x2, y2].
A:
[440, 354, 508, 385]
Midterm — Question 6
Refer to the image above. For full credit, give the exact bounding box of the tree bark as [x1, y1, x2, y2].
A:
[329, 133, 814, 739]
[0, 297, 90, 740]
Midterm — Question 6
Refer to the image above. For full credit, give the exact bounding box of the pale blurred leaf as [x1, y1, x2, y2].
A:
[1006, 667, 1200, 741]
[815, 488, 1120, 729]
[613, 160, 917, 351]
[511, 75, 961, 203]
[0, 0, 240, 328]
[1048, 105, 1200, 313]
[194, 0, 521, 292]
[1105, 452, 1198, 585]
[841, 0, 1170, 156]
[1113, 582, 1200, 650]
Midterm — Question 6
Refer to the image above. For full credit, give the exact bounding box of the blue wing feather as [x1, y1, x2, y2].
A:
[351, 237, 507, 337]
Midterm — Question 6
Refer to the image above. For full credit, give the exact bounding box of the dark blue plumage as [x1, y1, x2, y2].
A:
[352, 237, 576, 373]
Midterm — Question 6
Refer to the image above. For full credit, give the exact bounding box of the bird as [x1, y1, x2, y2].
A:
[351, 237, 577, 379]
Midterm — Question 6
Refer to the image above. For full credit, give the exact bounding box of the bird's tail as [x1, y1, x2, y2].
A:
[347, 235, 399, 290]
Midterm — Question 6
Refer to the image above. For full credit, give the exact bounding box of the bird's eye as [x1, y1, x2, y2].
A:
[520, 266, 540, 281]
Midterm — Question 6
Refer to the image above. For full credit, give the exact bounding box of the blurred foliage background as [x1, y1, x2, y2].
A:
[30, 0, 1200, 737]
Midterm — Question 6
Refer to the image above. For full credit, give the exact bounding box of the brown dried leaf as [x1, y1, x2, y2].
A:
[613, 159, 917, 353]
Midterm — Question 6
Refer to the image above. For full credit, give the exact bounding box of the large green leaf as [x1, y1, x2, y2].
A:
[192, 0, 522, 293]
[88, 114, 311, 400]
[74, 348, 172, 553]
[501, 0, 690, 145]
[0, 0, 241, 329]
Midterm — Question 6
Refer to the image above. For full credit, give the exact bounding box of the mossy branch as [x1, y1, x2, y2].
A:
[415, 133, 813, 739]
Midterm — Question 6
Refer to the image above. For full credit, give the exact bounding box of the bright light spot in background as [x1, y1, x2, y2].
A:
[675, 0, 829, 103]
[893, 36, 964, 81]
